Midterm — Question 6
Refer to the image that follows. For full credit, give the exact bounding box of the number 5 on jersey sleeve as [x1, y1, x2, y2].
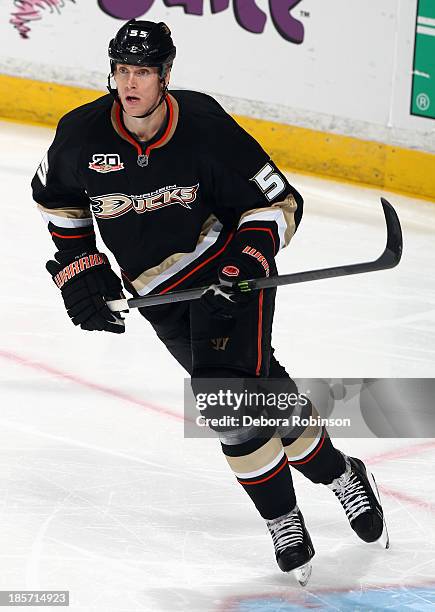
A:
[251, 163, 286, 201]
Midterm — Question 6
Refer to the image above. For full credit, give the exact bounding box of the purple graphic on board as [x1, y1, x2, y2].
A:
[98, 0, 306, 44]
[10, 0, 75, 39]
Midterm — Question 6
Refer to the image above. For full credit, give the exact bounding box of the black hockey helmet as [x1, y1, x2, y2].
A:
[108, 20, 176, 78]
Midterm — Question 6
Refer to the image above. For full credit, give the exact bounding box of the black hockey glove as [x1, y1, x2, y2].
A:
[46, 249, 125, 333]
[201, 229, 275, 319]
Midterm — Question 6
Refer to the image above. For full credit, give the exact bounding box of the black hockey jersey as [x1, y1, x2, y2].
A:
[32, 90, 303, 310]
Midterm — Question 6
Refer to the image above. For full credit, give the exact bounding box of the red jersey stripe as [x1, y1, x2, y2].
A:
[159, 232, 234, 295]
[255, 289, 264, 376]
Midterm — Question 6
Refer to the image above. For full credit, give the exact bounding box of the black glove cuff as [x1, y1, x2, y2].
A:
[52, 252, 110, 290]
[219, 226, 276, 282]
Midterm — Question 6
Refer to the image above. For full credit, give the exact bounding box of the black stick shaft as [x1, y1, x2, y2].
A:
[108, 198, 402, 311]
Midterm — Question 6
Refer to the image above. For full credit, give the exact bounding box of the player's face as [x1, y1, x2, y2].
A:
[114, 64, 162, 116]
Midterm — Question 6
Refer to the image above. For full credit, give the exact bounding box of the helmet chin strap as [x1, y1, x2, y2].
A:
[132, 81, 168, 118]
[107, 74, 168, 119]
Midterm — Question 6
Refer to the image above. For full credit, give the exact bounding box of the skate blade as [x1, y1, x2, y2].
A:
[293, 562, 312, 587]
[366, 468, 390, 549]
[377, 518, 390, 549]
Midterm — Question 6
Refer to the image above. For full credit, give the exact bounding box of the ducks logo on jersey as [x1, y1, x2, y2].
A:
[90, 184, 199, 219]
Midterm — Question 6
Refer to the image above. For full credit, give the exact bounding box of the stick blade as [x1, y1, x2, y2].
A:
[380, 198, 403, 267]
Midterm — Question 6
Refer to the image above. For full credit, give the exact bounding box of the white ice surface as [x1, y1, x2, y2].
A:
[0, 120, 434, 611]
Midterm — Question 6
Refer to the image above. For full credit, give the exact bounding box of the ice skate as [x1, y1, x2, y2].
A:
[266, 506, 315, 586]
[327, 453, 389, 548]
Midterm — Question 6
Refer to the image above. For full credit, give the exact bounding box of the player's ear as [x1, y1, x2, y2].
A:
[164, 67, 171, 87]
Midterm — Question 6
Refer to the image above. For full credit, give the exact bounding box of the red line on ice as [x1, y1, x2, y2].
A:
[379, 485, 435, 515]
[0, 349, 185, 422]
[218, 580, 435, 611]
[366, 441, 435, 465]
[364, 442, 435, 515]
[2, 348, 434, 460]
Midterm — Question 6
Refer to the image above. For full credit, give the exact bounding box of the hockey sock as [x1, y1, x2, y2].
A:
[282, 422, 346, 485]
[221, 437, 297, 520]
[192, 367, 297, 520]
[266, 355, 346, 484]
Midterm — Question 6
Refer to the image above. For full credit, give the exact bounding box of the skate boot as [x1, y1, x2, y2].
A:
[327, 454, 389, 548]
[266, 505, 315, 586]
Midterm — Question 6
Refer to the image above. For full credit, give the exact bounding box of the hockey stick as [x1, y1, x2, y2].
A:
[107, 198, 402, 312]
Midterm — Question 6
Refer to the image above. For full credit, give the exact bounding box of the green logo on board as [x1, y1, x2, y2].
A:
[412, 0, 435, 119]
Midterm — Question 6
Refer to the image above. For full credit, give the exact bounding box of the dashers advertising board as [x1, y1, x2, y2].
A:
[412, 0, 435, 119]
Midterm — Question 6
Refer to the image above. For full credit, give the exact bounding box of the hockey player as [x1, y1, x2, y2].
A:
[32, 20, 388, 583]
